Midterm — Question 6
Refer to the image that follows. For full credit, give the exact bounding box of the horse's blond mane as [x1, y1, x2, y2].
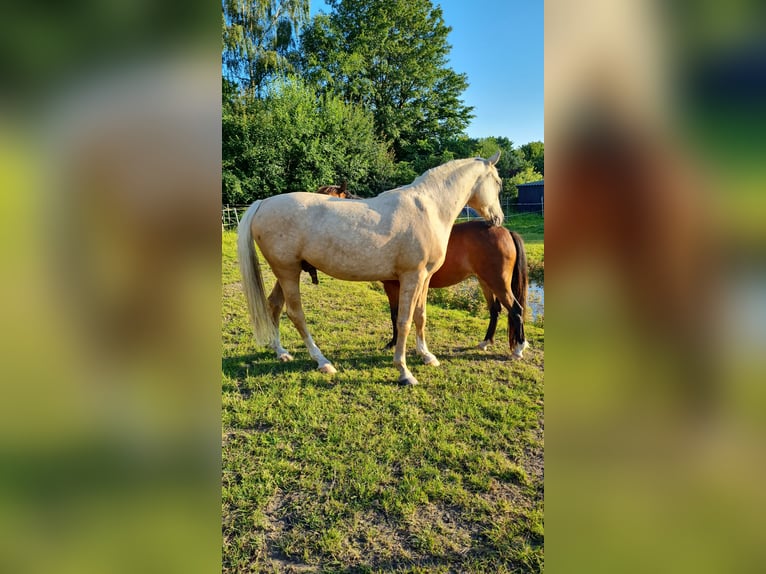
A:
[376, 158, 486, 198]
[414, 157, 478, 181]
[407, 157, 485, 191]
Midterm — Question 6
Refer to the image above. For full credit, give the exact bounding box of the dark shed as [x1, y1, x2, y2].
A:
[516, 180, 544, 214]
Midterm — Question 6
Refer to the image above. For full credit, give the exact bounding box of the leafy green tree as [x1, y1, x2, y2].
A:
[300, 0, 473, 162]
[519, 140, 544, 175]
[506, 157, 542, 202]
[442, 136, 479, 160]
[468, 137, 527, 195]
[223, 78, 395, 203]
[509, 163, 542, 185]
[222, 0, 309, 97]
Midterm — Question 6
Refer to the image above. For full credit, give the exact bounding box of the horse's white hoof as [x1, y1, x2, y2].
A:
[423, 354, 440, 367]
[399, 374, 419, 386]
[478, 340, 492, 351]
[277, 352, 294, 362]
[512, 340, 529, 359]
[318, 363, 337, 375]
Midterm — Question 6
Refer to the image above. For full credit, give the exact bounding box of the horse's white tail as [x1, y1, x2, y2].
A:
[237, 200, 275, 346]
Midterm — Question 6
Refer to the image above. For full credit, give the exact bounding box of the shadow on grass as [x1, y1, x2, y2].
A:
[440, 345, 513, 362]
[223, 343, 530, 392]
[258, 551, 536, 574]
[223, 348, 402, 385]
[222, 353, 317, 379]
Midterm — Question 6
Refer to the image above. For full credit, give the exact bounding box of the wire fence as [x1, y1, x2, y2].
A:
[222, 198, 543, 230]
[456, 196, 543, 222]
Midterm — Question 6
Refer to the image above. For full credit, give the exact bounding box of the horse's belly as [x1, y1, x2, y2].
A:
[429, 266, 471, 288]
[308, 254, 398, 282]
[430, 251, 472, 288]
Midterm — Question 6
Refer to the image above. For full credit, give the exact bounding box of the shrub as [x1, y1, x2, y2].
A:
[222, 78, 395, 202]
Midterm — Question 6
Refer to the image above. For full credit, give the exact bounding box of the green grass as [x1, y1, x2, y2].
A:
[222, 227, 544, 573]
[506, 212, 543, 285]
[504, 212, 543, 244]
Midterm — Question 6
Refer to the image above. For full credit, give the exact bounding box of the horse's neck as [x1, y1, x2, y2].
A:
[414, 160, 483, 226]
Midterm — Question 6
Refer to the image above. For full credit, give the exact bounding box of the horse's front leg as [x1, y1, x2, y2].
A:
[267, 282, 293, 361]
[278, 274, 336, 374]
[413, 277, 439, 366]
[394, 272, 426, 386]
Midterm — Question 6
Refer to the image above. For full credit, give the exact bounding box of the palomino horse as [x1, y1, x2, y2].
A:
[237, 153, 505, 386]
[314, 187, 529, 358]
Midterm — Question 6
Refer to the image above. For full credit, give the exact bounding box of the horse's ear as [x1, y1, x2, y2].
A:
[488, 150, 501, 165]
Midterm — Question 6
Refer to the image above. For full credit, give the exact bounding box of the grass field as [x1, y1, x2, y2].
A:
[222, 215, 544, 573]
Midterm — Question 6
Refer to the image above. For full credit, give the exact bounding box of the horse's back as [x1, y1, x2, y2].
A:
[249, 191, 441, 281]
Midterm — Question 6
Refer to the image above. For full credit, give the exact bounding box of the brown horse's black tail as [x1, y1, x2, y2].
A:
[508, 230, 528, 348]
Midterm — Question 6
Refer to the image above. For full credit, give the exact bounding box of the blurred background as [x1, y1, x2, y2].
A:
[0, 1, 221, 572]
[546, 0, 766, 571]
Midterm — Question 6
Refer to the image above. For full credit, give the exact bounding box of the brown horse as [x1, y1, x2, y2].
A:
[314, 186, 529, 358]
[315, 181, 361, 199]
[383, 221, 529, 358]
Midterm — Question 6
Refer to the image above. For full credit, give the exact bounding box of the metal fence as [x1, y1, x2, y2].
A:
[222, 205, 245, 230]
[455, 197, 543, 222]
[223, 199, 543, 231]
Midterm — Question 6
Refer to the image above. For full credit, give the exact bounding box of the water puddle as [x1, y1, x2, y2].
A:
[527, 281, 544, 322]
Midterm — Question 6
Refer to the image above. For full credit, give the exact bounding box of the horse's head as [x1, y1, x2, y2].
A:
[316, 185, 343, 197]
[467, 151, 504, 226]
[316, 181, 361, 199]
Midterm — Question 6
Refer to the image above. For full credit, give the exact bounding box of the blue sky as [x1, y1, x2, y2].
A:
[309, 1, 544, 144]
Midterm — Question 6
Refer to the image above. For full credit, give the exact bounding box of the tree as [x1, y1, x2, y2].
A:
[223, 78, 396, 203]
[519, 140, 544, 175]
[222, 0, 309, 97]
[468, 137, 525, 194]
[300, 0, 473, 162]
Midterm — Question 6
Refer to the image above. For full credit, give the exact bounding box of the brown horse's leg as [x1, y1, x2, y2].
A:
[476, 235, 528, 357]
[382, 280, 400, 349]
[267, 282, 292, 361]
[495, 289, 528, 359]
[477, 279, 500, 350]
[277, 272, 336, 374]
[393, 271, 427, 385]
[507, 231, 529, 357]
[413, 278, 439, 366]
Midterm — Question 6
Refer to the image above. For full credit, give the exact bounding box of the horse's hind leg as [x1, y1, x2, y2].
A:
[278, 273, 336, 374]
[267, 282, 293, 361]
[382, 280, 400, 350]
[477, 279, 499, 350]
[496, 289, 529, 359]
[413, 279, 439, 366]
